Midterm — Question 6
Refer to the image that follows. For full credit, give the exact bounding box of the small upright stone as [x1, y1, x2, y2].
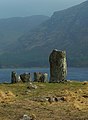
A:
[34, 72, 41, 82]
[20, 73, 31, 82]
[49, 49, 67, 83]
[34, 72, 48, 82]
[11, 71, 18, 83]
[43, 73, 48, 82]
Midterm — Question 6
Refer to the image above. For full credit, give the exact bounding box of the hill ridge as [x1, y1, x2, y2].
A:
[0, 1, 88, 67]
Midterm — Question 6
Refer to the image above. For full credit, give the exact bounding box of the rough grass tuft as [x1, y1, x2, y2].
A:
[0, 81, 88, 120]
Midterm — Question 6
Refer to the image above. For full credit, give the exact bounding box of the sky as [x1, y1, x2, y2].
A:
[0, 0, 86, 18]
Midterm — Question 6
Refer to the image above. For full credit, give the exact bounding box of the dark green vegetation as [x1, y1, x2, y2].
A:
[0, 1, 88, 67]
[0, 82, 88, 120]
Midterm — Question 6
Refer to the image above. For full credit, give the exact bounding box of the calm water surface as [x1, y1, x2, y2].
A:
[0, 67, 88, 83]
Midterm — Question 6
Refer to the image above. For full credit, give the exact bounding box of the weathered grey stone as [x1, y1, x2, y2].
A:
[49, 49, 67, 83]
[25, 90, 31, 94]
[20, 114, 31, 120]
[27, 82, 37, 89]
[34, 72, 42, 82]
[33, 97, 49, 102]
[48, 97, 55, 103]
[20, 73, 31, 82]
[11, 71, 19, 83]
[20, 114, 36, 120]
[55, 97, 66, 102]
[43, 73, 48, 82]
[17, 75, 21, 82]
[34, 72, 48, 82]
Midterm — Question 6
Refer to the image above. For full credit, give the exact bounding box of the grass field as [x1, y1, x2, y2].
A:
[0, 81, 88, 120]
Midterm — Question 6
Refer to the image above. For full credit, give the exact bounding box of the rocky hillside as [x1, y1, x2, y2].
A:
[0, 1, 88, 67]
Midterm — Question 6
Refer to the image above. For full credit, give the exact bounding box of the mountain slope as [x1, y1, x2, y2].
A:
[0, 15, 49, 53]
[0, 1, 88, 67]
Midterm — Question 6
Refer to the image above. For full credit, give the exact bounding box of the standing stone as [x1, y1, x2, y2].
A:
[34, 72, 42, 82]
[34, 72, 48, 82]
[43, 73, 48, 82]
[11, 71, 21, 83]
[34, 72, 44, 82]
[49, 49, 67, 83]
[34, 72, 38, 82]
[11, 71, 18, 83]
[20, 73, 31, 82]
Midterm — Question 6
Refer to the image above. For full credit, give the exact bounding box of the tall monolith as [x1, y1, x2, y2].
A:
[49, 49, 67, 83]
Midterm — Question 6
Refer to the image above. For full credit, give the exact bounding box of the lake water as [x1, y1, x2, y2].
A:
[0, 67, 88, 83]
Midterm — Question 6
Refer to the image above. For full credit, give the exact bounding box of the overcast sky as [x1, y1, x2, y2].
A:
[0, 0, 86, 18]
